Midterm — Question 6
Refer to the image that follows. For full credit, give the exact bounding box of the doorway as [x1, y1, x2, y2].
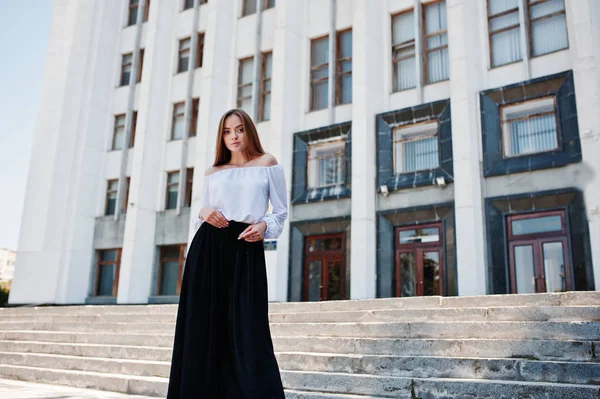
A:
[303, 233, 345, 301]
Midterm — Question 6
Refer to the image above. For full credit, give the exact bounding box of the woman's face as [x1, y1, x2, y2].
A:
[223, 114, 247, 153]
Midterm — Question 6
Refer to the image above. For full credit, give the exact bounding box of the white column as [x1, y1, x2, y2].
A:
[188, 0, 238, 242]
[10, 0, 118, 304]
[567, 0, 600, 290]
[349, 0, 382, 299]
[266, 0, 305, 302]
[117, 0, 177, 303]
[447, 0, 487, 296]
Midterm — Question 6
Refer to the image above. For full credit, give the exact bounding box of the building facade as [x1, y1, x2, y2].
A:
[0, 249, 16, 283]
[9, 0, 600, 305]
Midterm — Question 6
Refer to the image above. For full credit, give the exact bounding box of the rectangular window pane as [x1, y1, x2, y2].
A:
[178, 38, 191, 73]
[237, 58, 254, 114]
[121, 54, 132, 86]
[399, 228, 440, 244]
[488, 0, 522, 66]
[326, 260, 342, 300]
[311, 37, 329, 110]
[423, 251, 440, 296]
[172, 103, 185, 140]
[97, 265, 115, 296]
[392, 11, 416, 91]
[529, 0, 568, 56]
[400, 253, 416, 297]
[514, 245, 536, 294]
[502, 98, 558, 157]
[512, 215, 562, 235]
[184, 0, 194, 9]
[101, 250, 117, 262]
[243, 0, 257, 16]
[159, 261, 179, 295]
[337, 31, 352, 105]
[394, 122, 439, 174]
[424, 1, 449, 83]
[112, 115, 126, 150]
[308, 260, 322, 301]
[317, 149, 344, 187]
[543, 241, 566, 293]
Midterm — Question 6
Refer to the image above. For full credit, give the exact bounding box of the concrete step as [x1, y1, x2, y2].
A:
[0, 330, 174, 347]
[2, 305, 599, 324]
[2, 291, 599, 316]
[270, 321, 600, 340]
[280, 370, 600, 399]
[2, 335, 598, 364]
[269, 306, 600, 323]
[1, 320, 599, 340]
[0, 364, 167, 397]
[273, 336, 599, 362]
[0, 340, 171, 361]
[269, 291, 600, 314]
[284, 390, 386, 399]
[0, 351, 170, 379]
[276, 352, 600, 385]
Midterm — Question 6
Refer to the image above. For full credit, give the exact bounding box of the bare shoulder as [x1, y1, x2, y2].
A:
[204, 166, 220, 176]
[257, 153, 279, 166]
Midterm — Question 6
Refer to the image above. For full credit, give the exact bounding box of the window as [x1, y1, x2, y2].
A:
[120, 53, 132, 86]
[137, 49, 144, 83]
[303, 233, 345, 301]
[189, 98, 199, 137]
[237, 57, 254, 114]
[392, 10, 416, 91]
[158, 244, 187, 296]
[310, 36, 329, 111]
[259, 52, 272, 122]
[308, 140, 345, 189]
[178, 38, 191, 73]
[263, 0, 275, 10]
[501, 97, 558, 157]
[130, 111, 138, 148]
[242, 0, 257, 16]
[196, 33, 205, 68]
[393, 121, 439, 174]
[527, 0, 568, 57]
[112, 115, 126, 150]
[507, 210, 572, 293]
[336, 30, 352, 105]
[105, 180, 118, 215]
[171, 102, 185, 140]
[488, 0, 522, 67]
[183, 0, 194, 9]
[95, 249, 121, 297]
[123, 177, 131, 211]
[166, 171, 179, 210]
[184, 168, 194, 207]
[391, 2, 448, 90]
[423, 1, 449, 84]
[394, 223, 443, 297]
[128, 0, 149, 26]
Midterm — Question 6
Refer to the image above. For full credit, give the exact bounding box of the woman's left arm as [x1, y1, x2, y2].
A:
[260, 165, 288, 239]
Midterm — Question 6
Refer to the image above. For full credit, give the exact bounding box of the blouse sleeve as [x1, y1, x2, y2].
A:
[260, 165, 288, 239]
[191, 177, 210, 231]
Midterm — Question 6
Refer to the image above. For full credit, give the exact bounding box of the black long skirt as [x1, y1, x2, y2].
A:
[166, 220, 285, 399]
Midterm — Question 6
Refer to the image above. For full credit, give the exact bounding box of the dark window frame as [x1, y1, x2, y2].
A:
[166, 171, 180, 210]
[157, 244, 187, 296]
[310, 35, 329, 111]
[525, 0, 569, 58]
[184, 168, 194, 207]
[394, 222, 445, 297]
[391, 8, 416, 92]
[105, 179, 119, 215]
[376, 100, 453, 192]
[302, 232, 346, 301]
[258, 51, 272, 122]
[480, 70, 581, 177]
[189, 98, 199, 137]
[94, 249, 121, 297]
[335, 29, 352, 105]
[292, 122, 352, 204]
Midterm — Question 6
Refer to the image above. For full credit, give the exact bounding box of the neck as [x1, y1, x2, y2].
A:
[229, 152, 251, 166]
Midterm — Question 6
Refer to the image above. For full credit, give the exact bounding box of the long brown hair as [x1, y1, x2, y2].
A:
[213, 109, 265, 166]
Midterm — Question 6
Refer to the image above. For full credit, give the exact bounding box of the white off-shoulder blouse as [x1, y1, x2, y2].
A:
[191, 164, 288, 239]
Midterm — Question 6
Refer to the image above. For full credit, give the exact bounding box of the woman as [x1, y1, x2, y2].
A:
[166, 109, 288, 398]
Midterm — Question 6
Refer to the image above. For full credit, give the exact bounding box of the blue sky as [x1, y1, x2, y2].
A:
[0, 1, 54, 250]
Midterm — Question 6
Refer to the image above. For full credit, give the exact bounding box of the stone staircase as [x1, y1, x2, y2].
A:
[0, 292, 599, 398]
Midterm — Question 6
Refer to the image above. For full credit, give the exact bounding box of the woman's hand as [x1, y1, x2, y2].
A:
[199, 207, 229, 228]
[238, 221, 267, 242]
